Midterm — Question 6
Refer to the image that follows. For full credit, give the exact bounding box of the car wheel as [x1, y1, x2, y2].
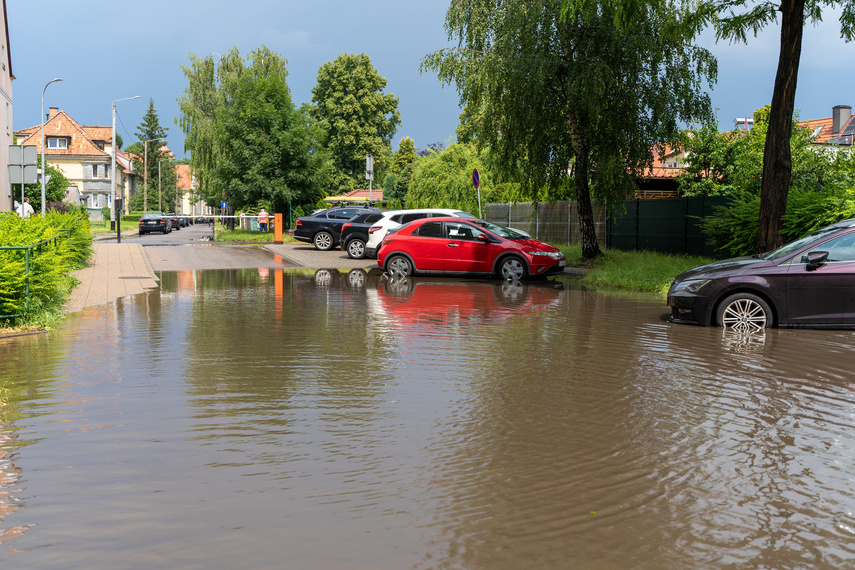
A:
[386, 255, 413, 277]
[346, 238, 366, 259]
[498, 256, 527, 280]
[716, 293, 774, 331]
[314, 231, 334, 251]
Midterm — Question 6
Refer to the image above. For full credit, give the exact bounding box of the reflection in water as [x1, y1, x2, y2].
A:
[0, 269, 853, 568]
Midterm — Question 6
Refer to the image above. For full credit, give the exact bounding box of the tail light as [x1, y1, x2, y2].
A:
[295, 220, 303, 227]
[368, 225, 381, 234]
[342, 223, 351, 231]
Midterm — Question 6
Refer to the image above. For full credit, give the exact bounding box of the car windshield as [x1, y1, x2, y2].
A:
[471, 219, 528, 239]
[760, 225, 843, 261]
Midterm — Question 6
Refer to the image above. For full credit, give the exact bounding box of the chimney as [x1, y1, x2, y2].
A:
[47, 107, 59, 120]
[832, 105, 851, 135]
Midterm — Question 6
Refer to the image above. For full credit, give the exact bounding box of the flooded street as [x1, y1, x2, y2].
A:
[1, 267, 854, 568]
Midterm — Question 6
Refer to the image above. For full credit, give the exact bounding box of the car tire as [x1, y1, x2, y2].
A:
[497, 256, 527, 281]
[386, 255, 413, 277]
[314, 231, 334, 251]
[716, 293, 774, 331]
[346, 238, 366, 259]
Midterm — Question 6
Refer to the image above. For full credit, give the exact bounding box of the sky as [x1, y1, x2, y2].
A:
[7, 1, 855, 161]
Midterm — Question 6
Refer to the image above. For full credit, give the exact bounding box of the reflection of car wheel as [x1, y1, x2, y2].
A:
[347, 269, 366, 288]
[498, 256, 527, 280]
[346, 239, 366, 259]
[716, 293, 774, 331]
[494, 280, 527, 305]
[314, 269, 334, 287]
[387, 255, 413, 277]
[314, 231, 334, 250]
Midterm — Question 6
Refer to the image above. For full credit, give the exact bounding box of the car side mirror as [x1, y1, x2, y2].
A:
[476, 233, 490, 242]
[805, 250, 829, 270]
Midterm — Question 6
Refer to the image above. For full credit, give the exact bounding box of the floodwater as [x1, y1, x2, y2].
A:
[1, 267, 854, 569]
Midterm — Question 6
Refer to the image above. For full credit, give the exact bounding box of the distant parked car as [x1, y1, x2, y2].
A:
[364, 208, 475, 259]
[164, 213, 181, 231]
[377, 217, 565, 279]
[340, 211, 385, 259]
[668, 218, 855, 330]
[138, 212, 171, 235]
[294, 205, 380, 250]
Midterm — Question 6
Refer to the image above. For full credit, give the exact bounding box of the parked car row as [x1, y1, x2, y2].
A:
[294, 206, 566, 280]
[139, 213, 206, 234]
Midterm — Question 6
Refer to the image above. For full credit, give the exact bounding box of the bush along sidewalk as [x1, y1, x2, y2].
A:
[0, 208, 93, 332]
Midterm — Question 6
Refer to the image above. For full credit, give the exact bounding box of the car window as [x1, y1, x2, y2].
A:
[399, 213, 429, 224]
[365, 213, 383, 224]
[329, 208, 357, 220]
[808, 232, 855, 262]
[415, 221, 444, 238]
[471, 219, 528, 239]
[446, 221, 486, 241]
[764, 226, 842, 260]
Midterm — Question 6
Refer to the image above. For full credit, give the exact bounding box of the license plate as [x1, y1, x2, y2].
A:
[559, 260, 566, 267]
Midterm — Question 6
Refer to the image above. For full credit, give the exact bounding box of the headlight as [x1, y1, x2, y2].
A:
[526, 251, 564, 258]
[671, 279, 712, 294]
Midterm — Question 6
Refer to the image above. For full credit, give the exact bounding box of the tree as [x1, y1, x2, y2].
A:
[391, 136, 416, 175]
[424, 0, 715, 259]
[711, 0, 855, 252]
[21, 157, 69, 209]
[132, 99, 170, 212]
[178, 47, 328, 214]
[310, 53, 401, 192]
[406, 143, 497, 214]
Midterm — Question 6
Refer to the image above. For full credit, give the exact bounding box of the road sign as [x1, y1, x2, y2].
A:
[472, 168, 480, 188]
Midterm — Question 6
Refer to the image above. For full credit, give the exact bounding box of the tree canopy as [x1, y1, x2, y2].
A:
[709, 0, 855, 252]
[178, 46, 328, 214]
[310, 53, 401, 192]
[424, 0, 716, 259]
[129, 99, 171, 212]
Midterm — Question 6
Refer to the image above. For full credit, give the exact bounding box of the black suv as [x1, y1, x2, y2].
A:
[340, 211, 385, 259]
[294, 206, 380, 250]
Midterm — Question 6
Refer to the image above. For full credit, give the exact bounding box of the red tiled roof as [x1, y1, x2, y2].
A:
[16, 110, 109, 157]
[800, 117, 839, 143]
[176, 164, 194, 191]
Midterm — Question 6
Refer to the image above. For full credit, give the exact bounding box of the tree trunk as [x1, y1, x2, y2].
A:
[757, 0, 805, 253]
[567, 113, 603, 260]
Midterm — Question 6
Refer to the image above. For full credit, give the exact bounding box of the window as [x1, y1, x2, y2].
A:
[810, 232, 855, 263]
[446, 221, 485, 241]
[47, 138, 68, 149]
[415, 221, 444, 238]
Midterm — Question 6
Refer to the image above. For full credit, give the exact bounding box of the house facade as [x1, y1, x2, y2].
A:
[15, 108, 139, 216]
[0, 0, 12, 214]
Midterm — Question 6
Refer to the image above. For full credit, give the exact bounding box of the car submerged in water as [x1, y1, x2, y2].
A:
[668, 219, 855, 331]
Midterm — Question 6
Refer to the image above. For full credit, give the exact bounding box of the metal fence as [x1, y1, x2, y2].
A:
[485, 196, 730, 257]
[0, 229, 72, 319]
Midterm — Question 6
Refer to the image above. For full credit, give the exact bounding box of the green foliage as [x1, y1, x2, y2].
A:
[406, 143, 497, 214]
[179, 47, 328, 214]
[391, 137, 416, 175]
[0, 211, 92, 324]
[578, 248, 715, 297]
[699, 107, 855, 255]
[20, 156, 70, 209]
[310, 53, 401, 192]
[423, 0, 716, 259]
[132, 99, 173, 212]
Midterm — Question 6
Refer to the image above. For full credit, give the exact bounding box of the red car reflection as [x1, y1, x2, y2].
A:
[377, 217, 566, 279]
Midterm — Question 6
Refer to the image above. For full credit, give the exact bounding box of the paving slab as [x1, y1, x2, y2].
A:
[64, 243, 159, 314]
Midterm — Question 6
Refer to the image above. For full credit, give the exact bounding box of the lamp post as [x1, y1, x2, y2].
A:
[111, 95, 141, 242]
[143, 137, 163, 212]
[40, 78, 63, 216]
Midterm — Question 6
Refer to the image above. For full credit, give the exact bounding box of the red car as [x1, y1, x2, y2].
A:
[377, 217, 566, 279]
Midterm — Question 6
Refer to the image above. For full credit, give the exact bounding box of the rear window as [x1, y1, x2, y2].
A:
[415, 221, 444, 238]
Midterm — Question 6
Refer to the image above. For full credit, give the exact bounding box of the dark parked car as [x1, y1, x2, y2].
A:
[294, 206, 380, 250]
[164, 213, 181, 231]
[668, 219, 855, 330]
[138, 212, 171, 235]
[340, 211, 385, 259]
[377, 217, 566, 279]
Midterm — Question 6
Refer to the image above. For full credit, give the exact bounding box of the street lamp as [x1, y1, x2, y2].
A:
[111, 95, 141, 241]
[143, 137, 163, 212]
[158, 158, 169, 212]
[40, 78, 63, 216]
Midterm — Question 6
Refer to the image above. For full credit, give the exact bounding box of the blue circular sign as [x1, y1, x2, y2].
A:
[472, 168, 480, 188]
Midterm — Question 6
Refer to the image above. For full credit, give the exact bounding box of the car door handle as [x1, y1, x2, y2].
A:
[447, 243, 459, 247]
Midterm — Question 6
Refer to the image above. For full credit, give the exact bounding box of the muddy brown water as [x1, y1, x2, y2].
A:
[0, 268, 854, 569]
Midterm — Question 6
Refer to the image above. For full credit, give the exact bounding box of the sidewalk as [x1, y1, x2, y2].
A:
[64, 243, 159, 314]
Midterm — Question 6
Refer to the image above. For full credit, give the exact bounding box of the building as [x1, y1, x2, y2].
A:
[0, 0, 12, 213]
[15, 108, 140, 217]
[176, 164, 208, 215]
[800, 104, 854, 147]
